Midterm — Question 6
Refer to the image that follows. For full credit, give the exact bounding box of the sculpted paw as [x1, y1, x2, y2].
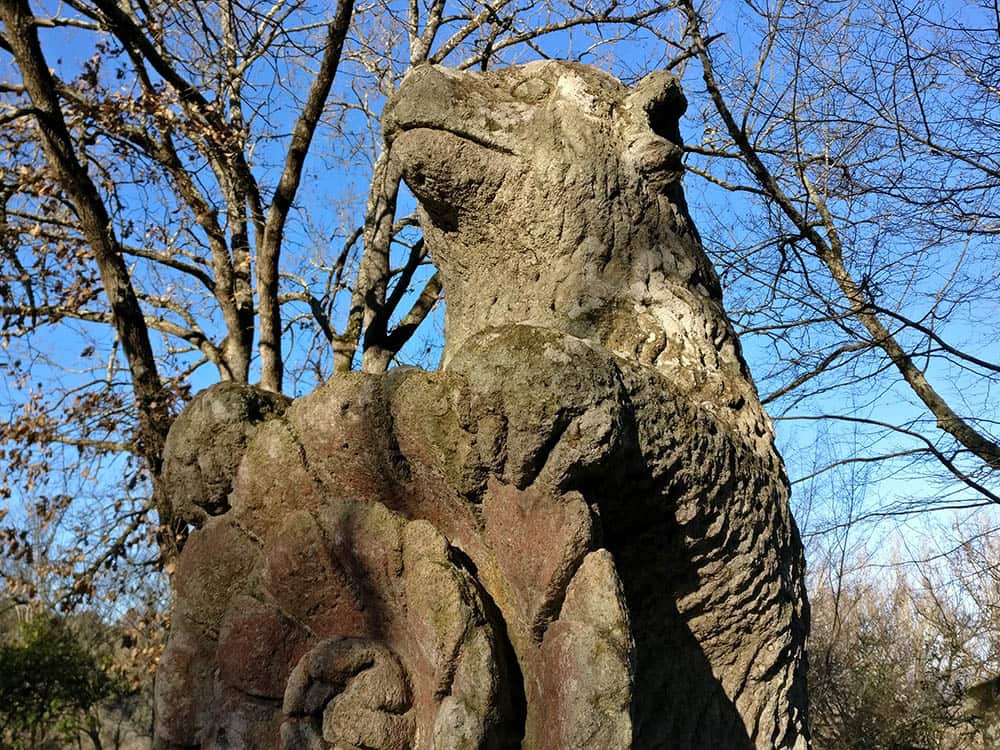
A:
[281, 638, 415, 750]
[449, 325, 629, 492]
[161, 382, 289, 525]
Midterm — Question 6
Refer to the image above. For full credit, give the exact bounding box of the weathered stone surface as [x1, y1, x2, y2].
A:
[160, 382, 290, 526]
[534, 550, 633, 749]
[282, 638, 414, 749]
[482, 483, 594, 637]
[383, 61, 770, 448]
[156, 60, 808, 749]
[153, 628, 215, 745]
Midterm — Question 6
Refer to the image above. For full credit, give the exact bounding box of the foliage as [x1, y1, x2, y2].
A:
[0, 611, 129, 748]
[811, 574, 957, 748]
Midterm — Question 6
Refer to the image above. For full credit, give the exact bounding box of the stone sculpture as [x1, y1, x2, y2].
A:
[154, 61, 809, 749]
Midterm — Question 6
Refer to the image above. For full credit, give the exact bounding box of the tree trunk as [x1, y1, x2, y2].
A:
[0, 0, 182, 556]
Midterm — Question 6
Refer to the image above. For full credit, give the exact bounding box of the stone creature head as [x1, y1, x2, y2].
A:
[384, 61, 769, 442]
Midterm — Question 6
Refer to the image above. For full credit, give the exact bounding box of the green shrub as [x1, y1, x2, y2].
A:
[0, 615, 122, 749]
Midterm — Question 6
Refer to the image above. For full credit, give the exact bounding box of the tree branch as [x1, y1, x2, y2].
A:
[0, 0, 172, 477]
[681, 0, 1000, 471]
[257, 0, 354, 392]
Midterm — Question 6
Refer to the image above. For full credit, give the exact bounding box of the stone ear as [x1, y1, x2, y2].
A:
[624, 70, 687, 144]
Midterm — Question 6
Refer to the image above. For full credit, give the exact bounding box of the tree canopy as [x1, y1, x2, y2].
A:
[0, 613, 126, 748]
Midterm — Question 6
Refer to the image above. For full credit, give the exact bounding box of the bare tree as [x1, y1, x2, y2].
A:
[807, 516, 1000, 749]
[677, 0, 1000, 519]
